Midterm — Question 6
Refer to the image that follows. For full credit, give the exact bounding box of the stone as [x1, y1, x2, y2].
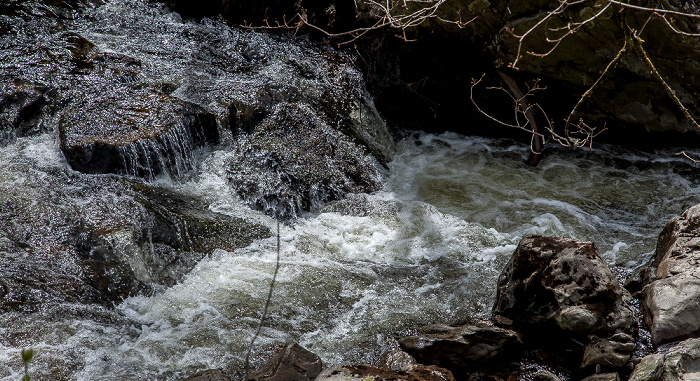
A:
[315, 364, 455, 381]
[379, 350, 418, 373]
[184, 369, 231, 381]
[492, 236, 635, 337]
[581, 333, 636, 370]
[397, 322, 523, 371]
[641, 204, 700, 345]
[0, 80, 53, 145]
[227, 102, 385, 219]
[59, 87, 219, 179]
[628, 353, 664, 381]
[629, 338, 700, 381]
[580, 373, 620, 381]
[246, 343, 322, 381]
[531, 370, 563, 381]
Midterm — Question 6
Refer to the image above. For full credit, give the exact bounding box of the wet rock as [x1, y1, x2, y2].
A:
[628, 353, 664, 381]
[184, 369, 231, 381]
[246, 343, 322, 381]
[397, 322, 523, 371]
[315, 364, 455, 381]
[379, 350, 418, 373]
[629, 338, 700, 381]
[0, 80, 54, 145]
[492, 236, 635, 338]
[580, 373, 620, 381]
[59, 88, 219, 179]
[227, 102, 385, 219]
[581, 333, 636, 370]
[640, 204, 700, 345]
[531, 370, 564, 381]
[89, 183, 271, 288]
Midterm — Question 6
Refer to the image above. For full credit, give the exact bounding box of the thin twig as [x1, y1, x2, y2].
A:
[244, 203, 282, 379]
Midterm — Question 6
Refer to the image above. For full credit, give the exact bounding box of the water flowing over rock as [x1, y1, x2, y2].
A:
[629, 338, 700, 381]
[0, 80, 53, 145]
[246, 343, 322, 381]
[640, 203, 700, 345]
[184, 369, 231, 381]
[492, 236, 635, 338]
[59, 88, 219, 178]
[227, 102, 385, 219]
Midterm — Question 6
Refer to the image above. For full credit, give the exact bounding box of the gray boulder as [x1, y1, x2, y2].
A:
[641, 204, 700, 345]
[492, 236, 635, 337]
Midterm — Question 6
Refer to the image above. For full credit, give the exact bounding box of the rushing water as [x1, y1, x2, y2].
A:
[3, 0, 700, 379]
[2, 131, 700, 380]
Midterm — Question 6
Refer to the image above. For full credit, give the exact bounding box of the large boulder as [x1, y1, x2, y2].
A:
[492, 236, 635, 338]
[227, 102, 386, 219]
[640, 204, 700, 345]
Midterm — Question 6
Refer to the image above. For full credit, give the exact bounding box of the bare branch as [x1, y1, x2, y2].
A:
[632, 32, 700, 130]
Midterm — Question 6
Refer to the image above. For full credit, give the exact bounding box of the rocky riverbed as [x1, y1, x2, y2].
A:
[4, 1, 700, 381]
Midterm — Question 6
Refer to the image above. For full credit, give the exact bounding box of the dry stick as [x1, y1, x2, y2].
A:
[497, 70, 544, 167]
[562, 35, 628, 144]
[632, 33, 700, 131]
[244, 209, 282, 379]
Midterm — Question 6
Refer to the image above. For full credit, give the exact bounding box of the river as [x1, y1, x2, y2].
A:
[2, 0, 700, 379]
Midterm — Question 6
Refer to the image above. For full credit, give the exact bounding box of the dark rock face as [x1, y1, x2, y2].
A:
[246, 343, 322, 381]
[398, 322, 523, 372]
[59, 88, 218, 179]
[160, 0, 700, 145]
[639, 204, 700, 345]
[0, 80, 53, 145]
[228, 102, 385, 219]
[492, 236, 635, 337]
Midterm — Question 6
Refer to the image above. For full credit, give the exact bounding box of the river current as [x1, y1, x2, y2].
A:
[2, 131, 700, 380]
[3, 0, 700, 379]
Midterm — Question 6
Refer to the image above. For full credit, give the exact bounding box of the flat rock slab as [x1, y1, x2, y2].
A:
[59, 87, 218, 178]
[492, 236, 635, 337]
[398, 322, 523, 370]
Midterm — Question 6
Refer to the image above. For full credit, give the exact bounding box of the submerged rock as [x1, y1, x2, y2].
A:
[184, 369, 231, 381]
[640, 203, 700, 345]
[492, 236, 635, 338]
[246, 343, 322, 381]
[59, 88, 218, 179]
[398, 322, 523, 371]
